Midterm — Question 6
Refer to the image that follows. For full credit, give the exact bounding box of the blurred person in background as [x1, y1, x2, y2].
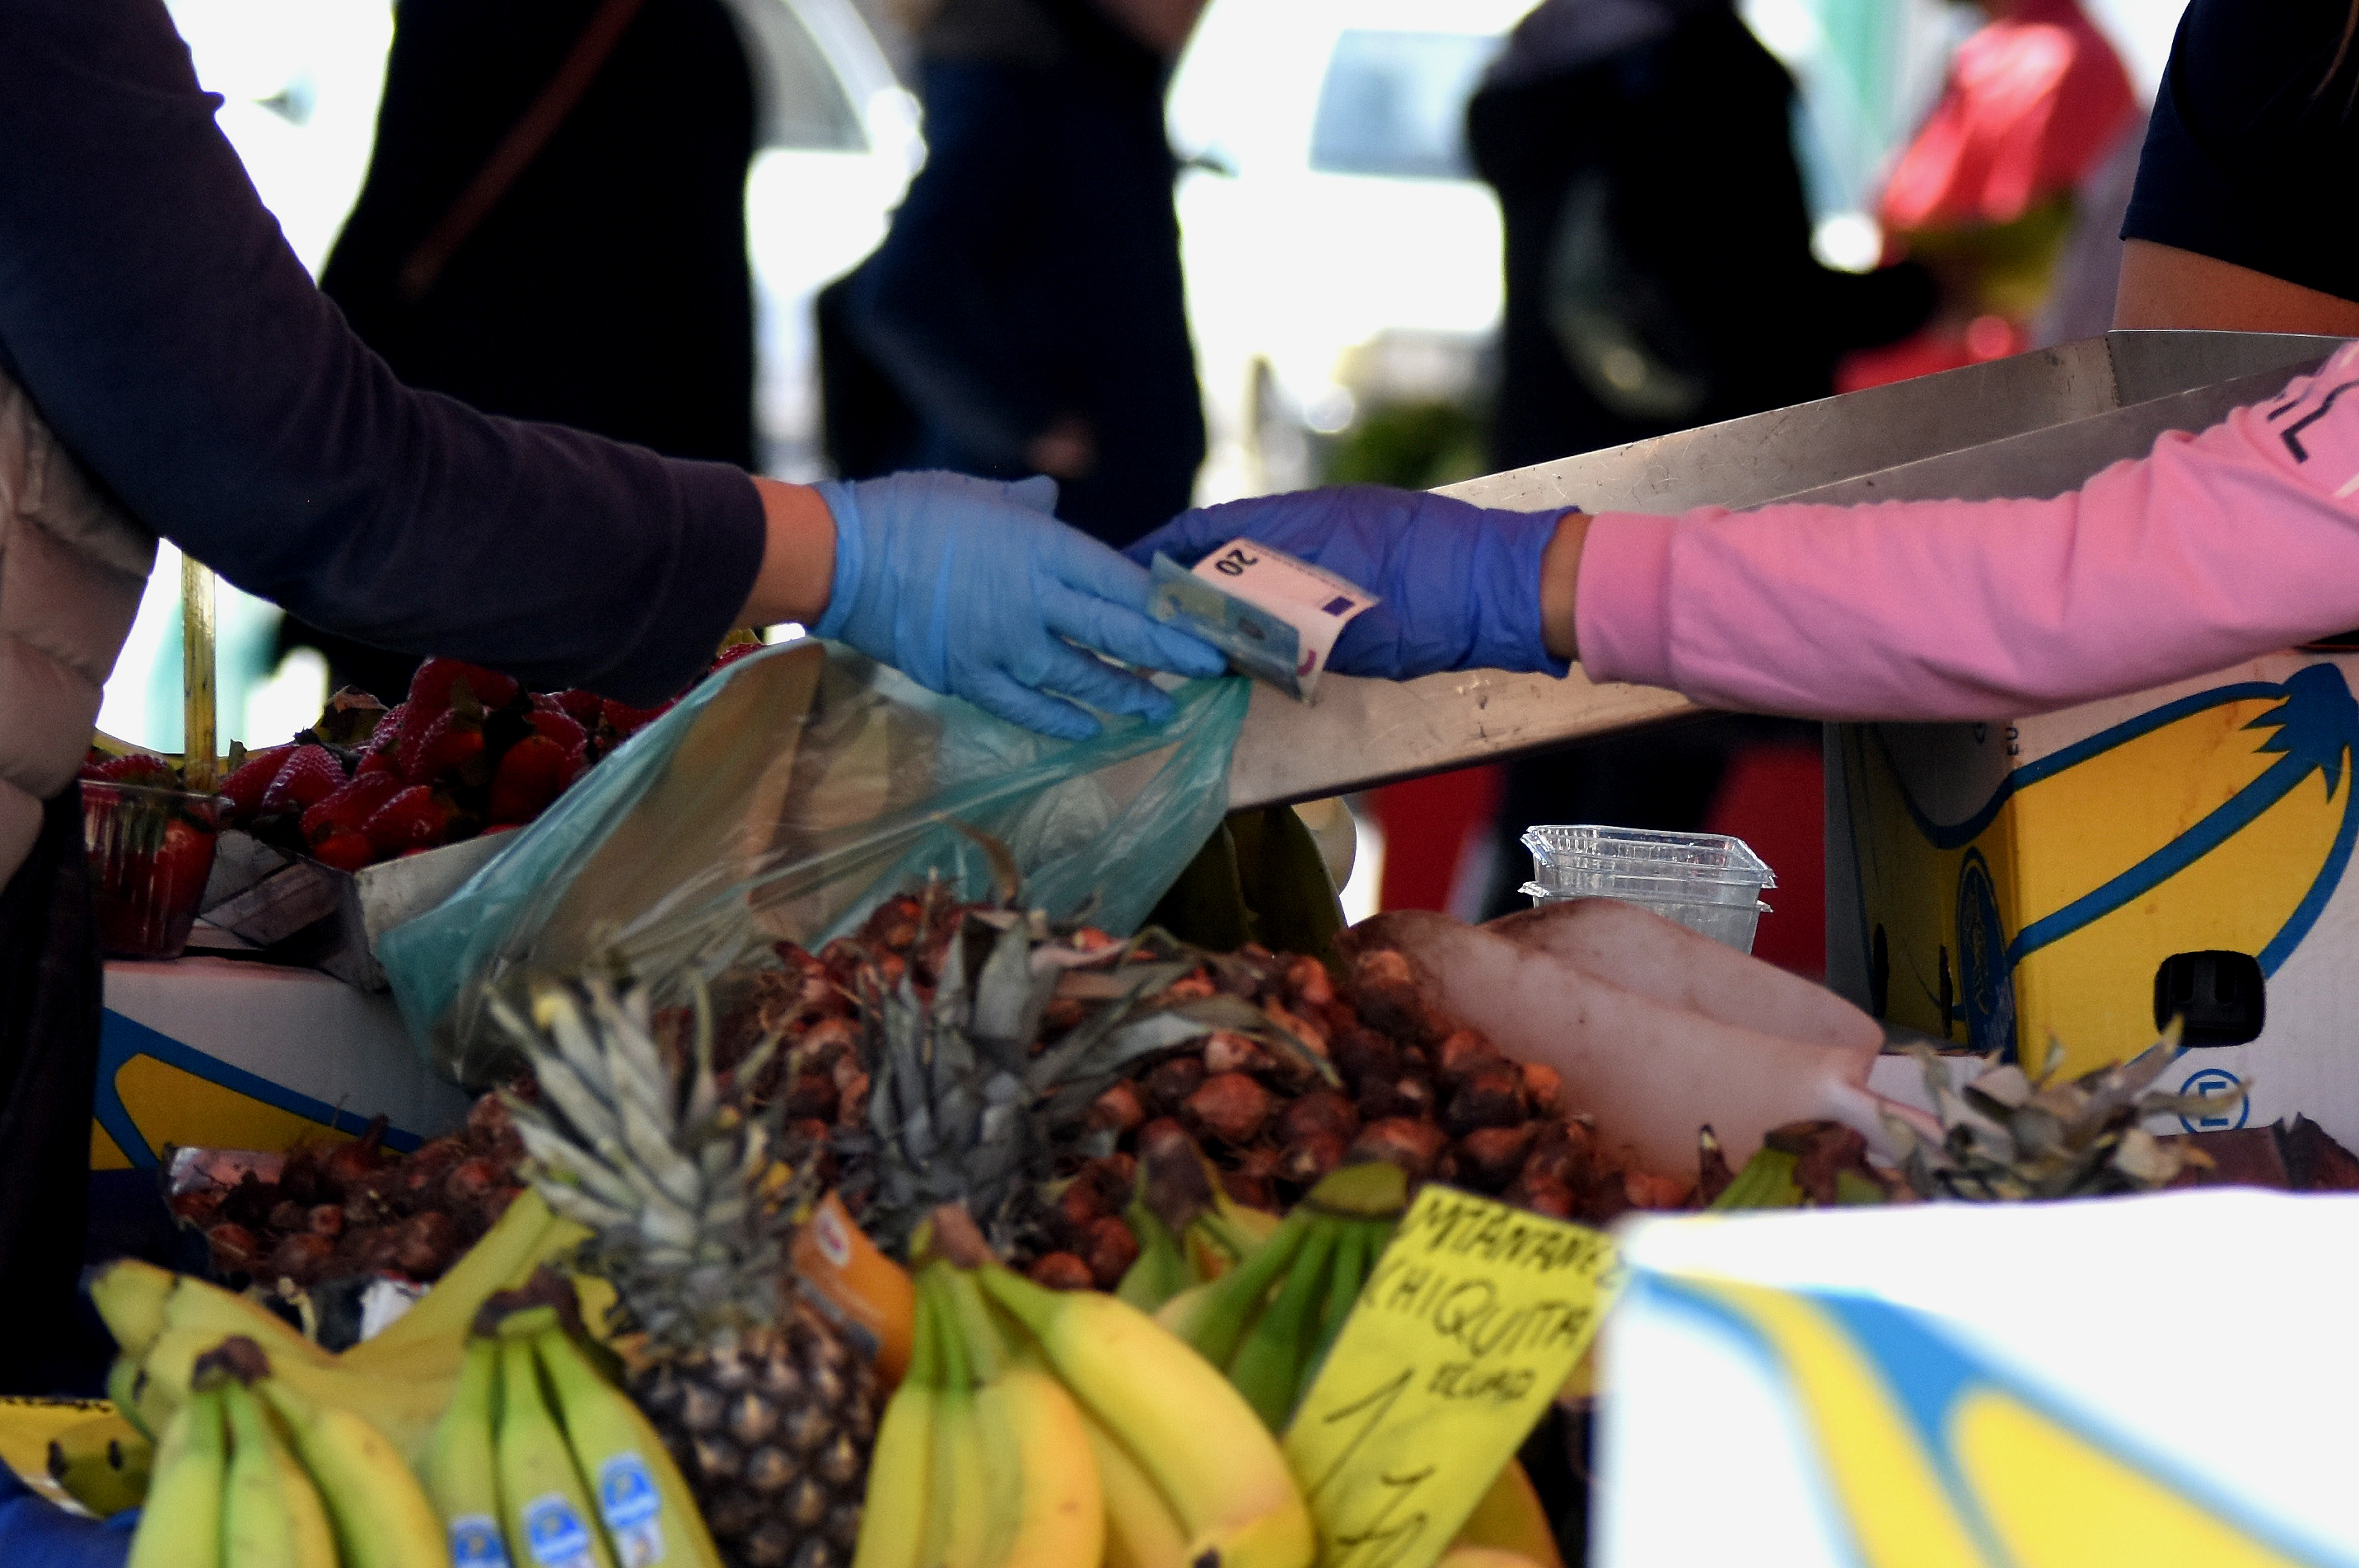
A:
[1848, 0, 2138, 386]
[829, 0, 1209, 547]
[1460, 0, 1935, 921]
[1, 0, 1221, 1394]
[287, 0, 762, 700]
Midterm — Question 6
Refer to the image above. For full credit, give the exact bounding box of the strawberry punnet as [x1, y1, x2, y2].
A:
[84, 753, 181, 788]
[260, 745, 348, 815]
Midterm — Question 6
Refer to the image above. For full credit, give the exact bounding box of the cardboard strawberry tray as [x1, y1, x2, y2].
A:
[198, 829, 509, 991]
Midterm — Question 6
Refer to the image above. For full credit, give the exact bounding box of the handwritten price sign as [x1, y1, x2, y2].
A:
[1281, 1186, 1620, 1568]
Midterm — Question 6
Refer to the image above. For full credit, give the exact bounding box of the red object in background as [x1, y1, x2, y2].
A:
[1878, 0, 2136, 234]
[1368, 766, 1502, 914]
[1702, 740, 1826, 979]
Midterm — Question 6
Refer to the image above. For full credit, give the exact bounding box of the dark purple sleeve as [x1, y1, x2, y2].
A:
[0, 0, 767, 704]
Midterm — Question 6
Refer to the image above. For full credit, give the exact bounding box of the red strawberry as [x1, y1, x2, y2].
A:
[311, 831, 375, 872]
[601, 697, 672, 735]
[300, 773, 405, 845]
[371, 702, 408, 745]
[406, 709, 484, 785]
[549, 689, 605, 726]
[407, 658, 519, 717]
[361, 786, 456, 856]
[261, 745, 348, 814]
[485, 736, 568, 825]
[356, 747, 400, 778]
[83, 753, 181, 788]
[526, 708, 588, 751]
[222, 744, 298, 818]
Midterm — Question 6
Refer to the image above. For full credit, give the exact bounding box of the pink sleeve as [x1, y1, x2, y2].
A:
[1575, 342, 2359, 721]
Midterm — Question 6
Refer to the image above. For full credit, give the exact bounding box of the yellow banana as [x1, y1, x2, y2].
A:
[125, 1385, 226, 1568]
[1452, 1460, 1563, 1568]
[993, 1363, 1104, 1568]
[1080, 1406, 1188, 1568]
[134, 1322, 457, 1467]
[252, 1344, 452, 1568]
[346, 1192, 580, 1373]
[45, 1411, 151, 1517]
[496, 1335, 618, 1568]
[253, 1394, 341, 1568]
[978, 1266, 1313, 1568]
[427, 1337, 513, 1568]
[219, 1377, 304, 1568]
[535, 1326, 725, 1568]
[851, 1287, 937, 1568]
[84, 1260, 174, 1365]
[107, 1355, 153, 1441]
[940, 1269, 1027, 1568]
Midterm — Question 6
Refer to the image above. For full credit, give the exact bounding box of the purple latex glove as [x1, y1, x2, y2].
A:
[1124, 486, 1573, 680]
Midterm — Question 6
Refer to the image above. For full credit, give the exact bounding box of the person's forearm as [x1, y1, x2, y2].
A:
[2114, 239, 2359, 335]
[1569, 345, 2359, 720]
[740, 479, 837, 627]
[0, 0, 766, 705]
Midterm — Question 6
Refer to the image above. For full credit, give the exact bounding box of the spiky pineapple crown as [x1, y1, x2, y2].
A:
[849, 906, 1306, 1259]
[1886, 1026, 2243, 1201]
[492, 976, 791, 1353]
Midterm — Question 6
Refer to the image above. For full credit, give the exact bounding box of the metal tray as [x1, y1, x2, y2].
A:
[1224, 330, 2346, 808]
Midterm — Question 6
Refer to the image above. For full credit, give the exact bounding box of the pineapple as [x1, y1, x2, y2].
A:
[492, 978, 880, 1568]
[1886, 1026, 2243, 1200]
[843, 900, 1231, 1261]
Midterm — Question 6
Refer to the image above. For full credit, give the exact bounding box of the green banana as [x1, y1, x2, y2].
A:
[921, 1276, 990, 1568]
[852, 1295, 937, 1568]
[1181, 1207, 1315, 1371]
[535, 1325, 725, 1568]
[427, 1337, 513, 1568]
[1116, 1195, 1190, 1311]
[248, 1340, 452, 1568]
[942, 1268, 1026, 1568]
[1708, 1147, 1804, 1210]
[496, 1334, 617, 1568]
[978, 1265, 1313, 1568]
[1225, 1222, 1339, 1432]
[125, 1385, 226, 1568]
[1300, 1218, 1382, 1399]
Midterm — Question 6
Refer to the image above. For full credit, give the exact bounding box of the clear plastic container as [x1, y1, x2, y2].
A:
[83, 781, 229, 959]
[1520, 824, 1776, 953]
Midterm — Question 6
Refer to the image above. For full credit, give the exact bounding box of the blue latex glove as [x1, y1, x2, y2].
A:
[0, 1469, 134, 1568]
[1124, 485, 1574, 681]
[812, 472, 1227, 741]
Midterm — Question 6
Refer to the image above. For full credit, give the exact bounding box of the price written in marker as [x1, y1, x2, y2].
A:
[1281, 1186, 1621, 1568]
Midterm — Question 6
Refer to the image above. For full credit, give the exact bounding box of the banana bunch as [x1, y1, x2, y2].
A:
[1162, 1160, 1408, 1433]
[124, 1335, 446, 1568]
[424, 1293, 723, 1568]
[89, 1189, 586, 1469]
[858, 1247, 1313, 1568]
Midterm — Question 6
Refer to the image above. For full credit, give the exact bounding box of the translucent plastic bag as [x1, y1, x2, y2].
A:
[380, 640, 1251, 1084]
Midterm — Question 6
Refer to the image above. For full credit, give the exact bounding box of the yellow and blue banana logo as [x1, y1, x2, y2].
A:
[1638, 1271, 2350, 1568]
[1841, 663, 2359, 1073]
